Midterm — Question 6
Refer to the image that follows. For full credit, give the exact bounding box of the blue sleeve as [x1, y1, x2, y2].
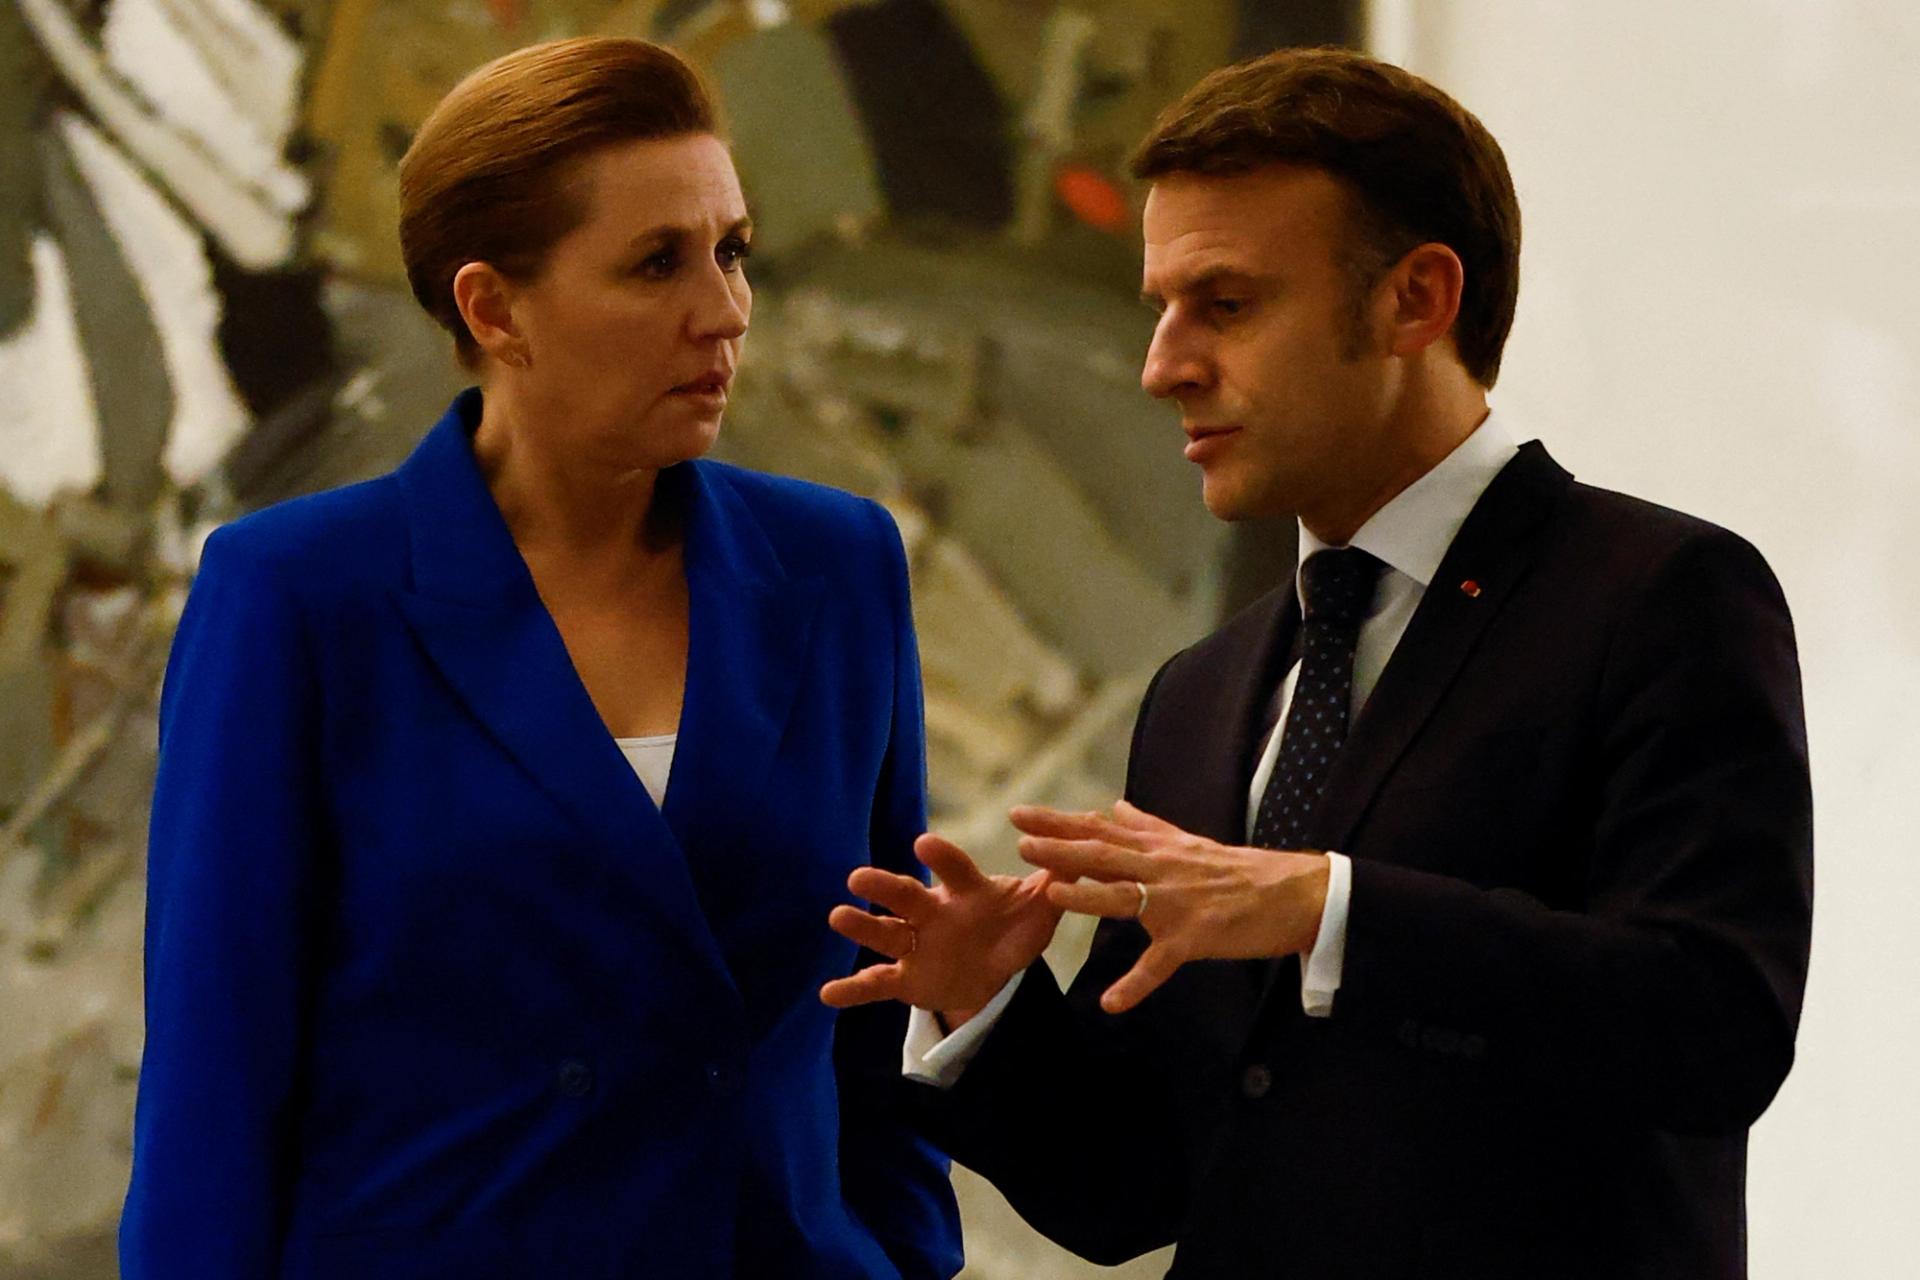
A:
[121, 529, 323, 1276]
[832, 503, 965, 1279]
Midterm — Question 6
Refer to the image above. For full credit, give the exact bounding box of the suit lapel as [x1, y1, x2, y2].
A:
[659, 463, 822, 894]
[1220, 590, 1303, 842]
[1144, 581, 1301, 997]
[390, 393, 730, 977]
[1245, 443, 1573, 1011]
[1311, 441, 1574, 854]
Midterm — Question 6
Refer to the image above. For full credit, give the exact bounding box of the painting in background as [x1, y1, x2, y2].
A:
[0, 2, 1354, 1274]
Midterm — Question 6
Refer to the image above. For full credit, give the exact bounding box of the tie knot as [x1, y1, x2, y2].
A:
[1300, 547, 1383, 628]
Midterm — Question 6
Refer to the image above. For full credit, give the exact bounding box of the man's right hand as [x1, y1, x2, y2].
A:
[821, 833, 1065, 1028]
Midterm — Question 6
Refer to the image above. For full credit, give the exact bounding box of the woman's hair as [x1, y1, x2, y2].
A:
[1132, 48, 1520, 388]
[398, 37, 717, 368]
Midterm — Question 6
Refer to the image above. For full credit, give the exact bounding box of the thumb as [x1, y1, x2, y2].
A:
[916, 832, 988, 892]
[1100, 941, 1184, 1014]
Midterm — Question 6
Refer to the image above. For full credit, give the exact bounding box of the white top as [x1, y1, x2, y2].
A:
[905, 410, 1520, 1086]
[615, 734, 677, 808]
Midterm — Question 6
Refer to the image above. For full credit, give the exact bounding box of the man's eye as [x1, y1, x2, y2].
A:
[1210, 298, 1245, 317]
[716, 238, 753, 272]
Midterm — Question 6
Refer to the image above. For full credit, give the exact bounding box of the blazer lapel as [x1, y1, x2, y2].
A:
[1250, 443, 1575, 1013]
[391, 392, 730, 977]
[1311, 441, 1575, 853]
[1218, 590, 1303, 843]
[1138, 580, 1301, 998]
[660, 464, 822, 895]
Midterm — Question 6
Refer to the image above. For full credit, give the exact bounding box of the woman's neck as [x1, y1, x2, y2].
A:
[472, 392, 683, 588]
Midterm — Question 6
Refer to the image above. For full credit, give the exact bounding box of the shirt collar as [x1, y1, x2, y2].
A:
[1296, 408, 1521, 593]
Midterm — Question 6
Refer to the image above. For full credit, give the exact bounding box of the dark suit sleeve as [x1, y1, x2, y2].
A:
[910, 661, 1191, 1266]
[1340, 528, 1812, 1134]
[832, 504, 964, 1280]
[120, 530, 322, 1275]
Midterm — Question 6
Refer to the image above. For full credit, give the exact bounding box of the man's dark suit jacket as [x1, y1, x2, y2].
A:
[919, 442, 1812, 1279]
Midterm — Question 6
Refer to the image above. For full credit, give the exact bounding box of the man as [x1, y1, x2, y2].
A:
[823, 48, 1811, 1279]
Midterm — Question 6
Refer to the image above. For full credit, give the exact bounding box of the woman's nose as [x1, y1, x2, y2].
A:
[693, 269, 750, 341]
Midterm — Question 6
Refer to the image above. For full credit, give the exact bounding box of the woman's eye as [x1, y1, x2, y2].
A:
[637, 250, 678, 278]
[717, 238, 752, 272]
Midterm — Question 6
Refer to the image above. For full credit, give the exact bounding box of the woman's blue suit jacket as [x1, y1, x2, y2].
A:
[120, 391, 963, 1278]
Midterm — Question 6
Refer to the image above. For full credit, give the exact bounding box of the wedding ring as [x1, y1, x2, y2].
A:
[1133, 880, 1150, 920]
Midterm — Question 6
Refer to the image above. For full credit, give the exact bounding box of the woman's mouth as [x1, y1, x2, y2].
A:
[669, 371, 732, 407]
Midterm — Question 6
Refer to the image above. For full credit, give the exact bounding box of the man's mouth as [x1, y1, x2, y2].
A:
[1183, 424, 1240, 463]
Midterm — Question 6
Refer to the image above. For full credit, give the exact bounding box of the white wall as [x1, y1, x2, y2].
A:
[1373, 2, 1920, 1275]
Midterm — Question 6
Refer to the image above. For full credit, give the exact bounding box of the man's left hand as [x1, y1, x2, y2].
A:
[1011, 800, 1330, 1014]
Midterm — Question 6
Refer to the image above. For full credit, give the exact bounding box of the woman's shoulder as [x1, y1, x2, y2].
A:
[695, 459, 903, 569]
[198, 472, 407, 592]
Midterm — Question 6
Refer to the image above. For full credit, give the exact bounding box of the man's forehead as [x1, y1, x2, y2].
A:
[1141, 167, 1345, 283]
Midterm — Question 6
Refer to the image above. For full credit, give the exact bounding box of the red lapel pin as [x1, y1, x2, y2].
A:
[1460, 579, 1483, 598]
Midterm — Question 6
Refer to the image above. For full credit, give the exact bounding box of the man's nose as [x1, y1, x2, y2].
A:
[1141, 314, 1207, 399]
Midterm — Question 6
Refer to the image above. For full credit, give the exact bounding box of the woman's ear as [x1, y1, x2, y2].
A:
[452, 262, 530, 368]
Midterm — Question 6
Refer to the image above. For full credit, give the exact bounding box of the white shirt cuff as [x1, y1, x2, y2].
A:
[902, 970, 1026, 1089]
[1300, 851, 1351, 1017]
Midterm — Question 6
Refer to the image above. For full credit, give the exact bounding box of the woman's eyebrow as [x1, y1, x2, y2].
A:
[627, 216, 754, 248]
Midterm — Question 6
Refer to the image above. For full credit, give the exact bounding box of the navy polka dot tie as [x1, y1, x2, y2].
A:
[1250, 547, 1384, 851]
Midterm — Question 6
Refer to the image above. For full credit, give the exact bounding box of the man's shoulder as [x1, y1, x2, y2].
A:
[1563, 477, 1744, 549]
[1555, 477, 1781, 599]
[1147, 584, 1288, 711]
[1155, 477, 1778, 684]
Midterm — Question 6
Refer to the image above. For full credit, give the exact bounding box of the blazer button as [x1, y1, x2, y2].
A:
[1240, 1064, 1273, 1100]
[556, 1058, 595, 1098]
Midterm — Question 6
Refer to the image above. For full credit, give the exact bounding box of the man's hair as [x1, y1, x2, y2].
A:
[1131, 48, 1520, 387]
[398, 37, 717, 369]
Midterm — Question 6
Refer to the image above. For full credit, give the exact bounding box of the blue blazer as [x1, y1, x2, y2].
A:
[121, 391, 963, 1278]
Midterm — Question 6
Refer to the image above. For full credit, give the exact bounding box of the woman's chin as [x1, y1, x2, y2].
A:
[642, 416, 723, 468]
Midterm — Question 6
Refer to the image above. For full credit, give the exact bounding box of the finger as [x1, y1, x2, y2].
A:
[1100, 942, 1184, 1014]
[1110, 799, 1182, 834]
[1045, 877, 1148, 919]
[848, 867, 938, 924]
[820, 962, 905, 1008]
[828, 905, 917, 960]
[1009, 805, 1153, 851]
[1019, 835, 1156, 882]
[915, 832, 988, 893]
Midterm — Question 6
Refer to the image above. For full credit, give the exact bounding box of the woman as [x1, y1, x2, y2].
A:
[120, 37, 961, 1279]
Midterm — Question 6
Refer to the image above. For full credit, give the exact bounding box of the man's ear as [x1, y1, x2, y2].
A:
[1386, 242, 1465, 361]
[452, 261, 528, 368]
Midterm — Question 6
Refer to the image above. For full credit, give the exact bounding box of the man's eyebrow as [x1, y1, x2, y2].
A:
[1139, 266, 1269, 307]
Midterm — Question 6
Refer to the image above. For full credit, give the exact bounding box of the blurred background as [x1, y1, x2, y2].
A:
[0, 0, 1913, 1275]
